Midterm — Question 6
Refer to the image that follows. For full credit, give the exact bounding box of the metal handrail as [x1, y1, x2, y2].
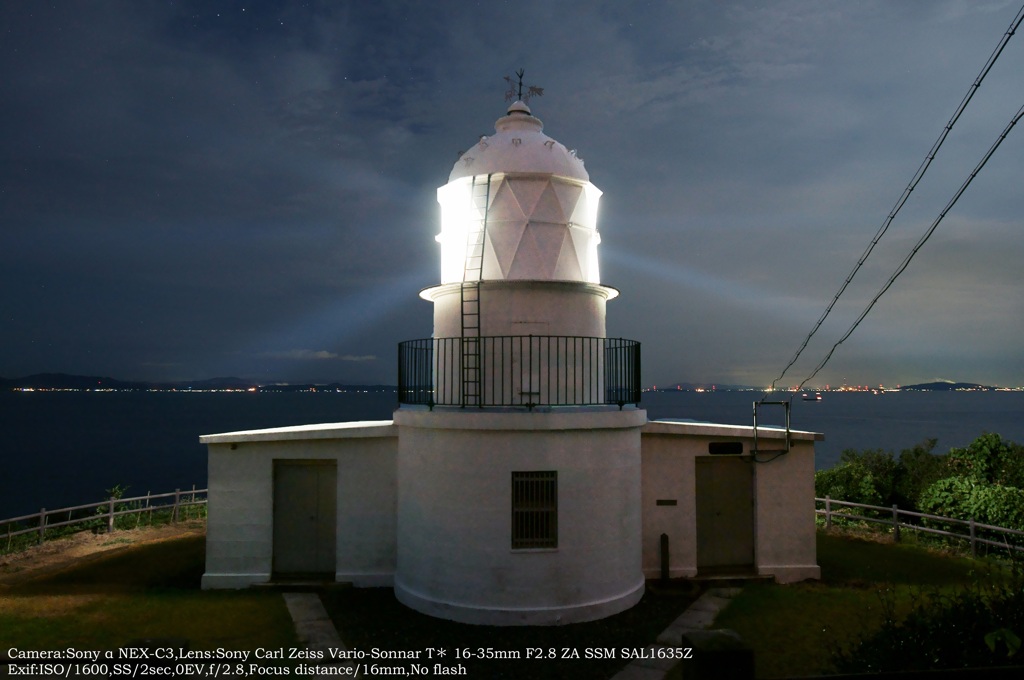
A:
[398, 335, 641, 408]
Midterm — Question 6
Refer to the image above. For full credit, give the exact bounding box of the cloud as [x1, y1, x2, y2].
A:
[258, 350, 377, 363]
[3, 1, 1022, 388]
[262, 349, 339, 361]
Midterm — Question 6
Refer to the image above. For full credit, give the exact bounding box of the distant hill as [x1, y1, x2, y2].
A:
[899, 381, 994, 391]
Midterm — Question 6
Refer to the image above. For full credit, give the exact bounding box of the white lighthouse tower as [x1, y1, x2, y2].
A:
[199, 82, 822, 611]
[393, 95, 647, 625]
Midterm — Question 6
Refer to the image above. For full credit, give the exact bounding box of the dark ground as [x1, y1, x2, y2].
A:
[321, 581, 702, 680]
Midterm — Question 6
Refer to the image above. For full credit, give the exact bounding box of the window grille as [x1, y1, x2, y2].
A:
[511, 471, 557, 549]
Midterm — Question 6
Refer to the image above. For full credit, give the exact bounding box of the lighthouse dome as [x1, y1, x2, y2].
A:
[449, 101, 589, 182]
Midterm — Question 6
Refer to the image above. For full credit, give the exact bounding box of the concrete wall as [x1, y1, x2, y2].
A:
[393, 407, 646, 625]
[753, 438, 821, 582]
[640, 420, 822, 584]
[422, 281, 620, 407]
[200, 421, 398, 589]
[202, 412, 818, 600]
[426, 280, 612, 339]
[640, 431, 699, 579]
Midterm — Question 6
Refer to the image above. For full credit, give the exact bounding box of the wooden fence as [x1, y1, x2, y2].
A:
[816, 496, 1024, 557]
[1, 487, 207, 551]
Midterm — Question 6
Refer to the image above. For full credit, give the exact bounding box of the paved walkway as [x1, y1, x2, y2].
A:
[282, 593, 351, 679]
[609, 587, 743, 679]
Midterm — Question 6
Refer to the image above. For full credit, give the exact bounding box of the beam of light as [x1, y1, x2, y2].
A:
[582, 182, 603, 283]
[602, 248, 885, 384]
[236, 270, 432, 367]
[602, 248, 812, 320]
[437, 177, 477, 284]
[437, 174, 605, 284]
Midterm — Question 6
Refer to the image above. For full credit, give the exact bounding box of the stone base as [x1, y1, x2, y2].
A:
[201, 571, 394, 589]
[643, 566, 698, 580]
[394, 578, 645, 626]
[201, 572, 270, 590]
[339, 571, 394, 587]
[759, 564, 821, 584]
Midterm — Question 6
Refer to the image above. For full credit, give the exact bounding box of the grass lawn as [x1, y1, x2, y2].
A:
[0, 527, 297, 653]
[4, 523, 1012, 679]
[713, 529, 1000, 678]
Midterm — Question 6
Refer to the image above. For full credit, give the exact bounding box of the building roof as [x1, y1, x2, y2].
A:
[448, 101, 589, 182]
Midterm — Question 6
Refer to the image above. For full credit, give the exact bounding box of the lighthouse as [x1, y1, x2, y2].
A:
[199, 83, 821, 618]
[392, 97, 647, 625]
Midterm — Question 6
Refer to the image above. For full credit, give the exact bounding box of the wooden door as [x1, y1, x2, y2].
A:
[272, 460, 337, 576]
[696, 456, 754, 570]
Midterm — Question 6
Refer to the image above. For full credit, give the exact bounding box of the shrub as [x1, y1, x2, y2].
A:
[895, 438, 945, 508]
[945, 433, 1024, 488]
[919, 477, 1024, 533]
[834, 575, 1024, 672]
[815, 457, 885, 507]
[815, 440, 944, 511]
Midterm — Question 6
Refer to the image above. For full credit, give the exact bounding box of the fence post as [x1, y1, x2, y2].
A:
[970, 518, 977, 558]
[173, 489, 181, 523]
[107, 498, 115, 534]
[146, 491, 152, 525]
[825, 496, 832, 529]
[892, 504, 901, 543]
[38, 508, 46, 545]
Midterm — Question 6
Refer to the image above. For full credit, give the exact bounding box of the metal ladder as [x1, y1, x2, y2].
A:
[461, 174, 491, 406]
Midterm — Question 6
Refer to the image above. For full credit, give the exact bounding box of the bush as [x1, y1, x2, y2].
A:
[815, 439, 943, 511]
[834, 574, 1024, 672]
[945, 433, 1024, 488]
[919, 477, 1024, 533]
[895, 438, 946, 508]
[815, 458, 885, 507]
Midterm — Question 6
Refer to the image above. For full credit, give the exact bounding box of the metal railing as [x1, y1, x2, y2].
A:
[398, 335, 641, 408]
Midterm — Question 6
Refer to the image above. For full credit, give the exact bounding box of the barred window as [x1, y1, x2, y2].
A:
[511, 471, 557, 549]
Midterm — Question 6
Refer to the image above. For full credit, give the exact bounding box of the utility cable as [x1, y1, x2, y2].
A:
[796, 101, 1024, 391]
[765, 3, 1024, 394]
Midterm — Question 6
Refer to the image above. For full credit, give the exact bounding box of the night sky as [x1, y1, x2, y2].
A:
[3, 1, 1023, 388]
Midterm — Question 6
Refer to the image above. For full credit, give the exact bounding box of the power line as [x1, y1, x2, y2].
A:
[766, 3, 1024, 392]
[797, 101, 1024, 390]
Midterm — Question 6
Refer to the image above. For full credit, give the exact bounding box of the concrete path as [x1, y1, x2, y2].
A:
[282, 592, 351, 679]
[610, 587, 742, 680]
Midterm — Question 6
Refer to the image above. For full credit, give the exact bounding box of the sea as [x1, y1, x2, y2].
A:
[2, 389, 1023, 520]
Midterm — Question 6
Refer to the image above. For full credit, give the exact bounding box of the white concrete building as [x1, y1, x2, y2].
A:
[201, 98, 821, 625]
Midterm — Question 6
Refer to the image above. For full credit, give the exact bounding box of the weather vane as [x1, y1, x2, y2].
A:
[504, 68, 544, 103]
